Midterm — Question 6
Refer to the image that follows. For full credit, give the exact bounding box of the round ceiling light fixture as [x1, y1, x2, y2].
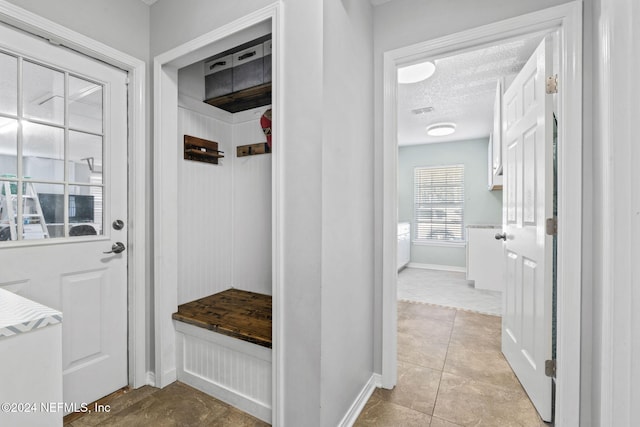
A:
[397, 61, 436, 84]
[426, 122, 456, 137]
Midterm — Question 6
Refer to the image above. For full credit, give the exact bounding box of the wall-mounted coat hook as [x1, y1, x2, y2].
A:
[237, 142, 270, 157]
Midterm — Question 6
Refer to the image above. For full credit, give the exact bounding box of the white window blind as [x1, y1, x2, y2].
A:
[414, 165, 465, 242]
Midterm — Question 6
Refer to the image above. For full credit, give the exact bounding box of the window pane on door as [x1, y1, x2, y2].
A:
[0, 117, 17, 176]
[37, 183, 65, 239]
[23, 61, 64, 125]
[22, 121, 64, 181]
[69, 130, 102, 184]
[69, 76, 103, 134]
[0, 52, 17, 116]
[69, 184, 102, 236]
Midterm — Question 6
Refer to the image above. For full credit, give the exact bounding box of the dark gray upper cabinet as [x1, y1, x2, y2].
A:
[204, 55, 233, 99]
[204, 35, 272, 113]
[232, 44, 264, 92]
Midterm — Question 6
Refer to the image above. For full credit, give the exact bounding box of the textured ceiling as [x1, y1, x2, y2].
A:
[139, 0, 157, 6]
[397, 34, 545, 146]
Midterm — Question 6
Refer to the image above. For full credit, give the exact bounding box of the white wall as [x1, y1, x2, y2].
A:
[278, 1, 324, 423]
[5, 0, 149, 61]
[320, 0, 374, 426]
[150, 0, 273, 57]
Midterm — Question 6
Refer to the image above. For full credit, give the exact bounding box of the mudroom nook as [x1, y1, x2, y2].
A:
[166, 17, 275, 424]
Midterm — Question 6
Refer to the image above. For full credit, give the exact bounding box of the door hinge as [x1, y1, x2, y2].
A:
[546, 75, 558, 94]
[545, 359, 556, 378]
[545, 217, 558, 236]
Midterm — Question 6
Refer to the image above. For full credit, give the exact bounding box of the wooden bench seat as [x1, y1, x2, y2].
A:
[172, 288, 273, 422]
[172, 288, 272, 348]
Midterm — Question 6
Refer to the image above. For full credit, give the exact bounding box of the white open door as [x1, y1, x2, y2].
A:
[500, 37, 554, 422]
[0, 21, 128, 408]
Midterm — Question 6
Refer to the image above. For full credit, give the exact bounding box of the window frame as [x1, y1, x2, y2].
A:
[413, 164, 466, 244]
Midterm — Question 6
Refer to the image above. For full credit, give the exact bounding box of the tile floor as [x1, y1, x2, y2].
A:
[64, 382, 268, 427]
[65, 273, 544, 427]
[354, 301, 549, 426]
[398, 267, 502, 316]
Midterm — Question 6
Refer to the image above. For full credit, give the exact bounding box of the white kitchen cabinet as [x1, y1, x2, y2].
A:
[466, 225, 504, 291]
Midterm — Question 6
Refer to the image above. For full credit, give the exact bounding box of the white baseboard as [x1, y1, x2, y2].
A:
[156, 368, 177, 388]
[407, 262, 466, 273]
[145, 371, 156, 387]
[338, 373, 382, 427]
[179, 366, 271, 423]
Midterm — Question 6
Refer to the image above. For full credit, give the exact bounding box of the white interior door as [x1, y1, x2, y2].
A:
[500, 37, 554, 422]
[0, 22, 128, 408]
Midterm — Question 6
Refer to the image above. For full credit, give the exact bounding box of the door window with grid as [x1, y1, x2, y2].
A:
[414, 165, 465, 242]
[0, 50, 104, 241]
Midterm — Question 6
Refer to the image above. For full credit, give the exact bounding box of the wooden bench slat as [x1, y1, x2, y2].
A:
[172, 289, 272, 348]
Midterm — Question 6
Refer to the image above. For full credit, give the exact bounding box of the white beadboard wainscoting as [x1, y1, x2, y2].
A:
[232, 111, 272, 295]
[175, 321, 272, 423]
[177, 99, 272, 303]
[177, 105, 234, 304]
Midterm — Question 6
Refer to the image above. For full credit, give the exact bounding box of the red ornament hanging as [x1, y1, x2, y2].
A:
[260, 108, 272, 148]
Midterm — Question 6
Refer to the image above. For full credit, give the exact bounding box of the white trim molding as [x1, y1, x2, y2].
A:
[597, 0, 640, 425]
[338, 374, 382, 427]
[381, 2, 582, 424]
[407, 263, 466, 273]
[153, 2, 282, 424]
[0, 0, 147, 389]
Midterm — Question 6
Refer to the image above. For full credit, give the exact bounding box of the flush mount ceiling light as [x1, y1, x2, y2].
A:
[426, 122, 456, 136]
[398, 61, 436, 84]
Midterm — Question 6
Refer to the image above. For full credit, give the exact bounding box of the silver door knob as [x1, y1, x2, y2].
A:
[104, 242, 126, 254]
[495, 232, 507, 241]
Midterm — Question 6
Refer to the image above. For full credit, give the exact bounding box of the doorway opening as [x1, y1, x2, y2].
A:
[381, 2, 583, 424]
[396, 33, 547, 317]
[153, 4, 281, 425]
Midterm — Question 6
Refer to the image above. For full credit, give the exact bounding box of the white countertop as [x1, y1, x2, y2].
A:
[0, 289, 62, 340]
[466, 224, 502, 229]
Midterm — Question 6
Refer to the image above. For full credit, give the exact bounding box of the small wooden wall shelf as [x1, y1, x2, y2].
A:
[237, 142, 271, 157]
[184, 135, 224, 164]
